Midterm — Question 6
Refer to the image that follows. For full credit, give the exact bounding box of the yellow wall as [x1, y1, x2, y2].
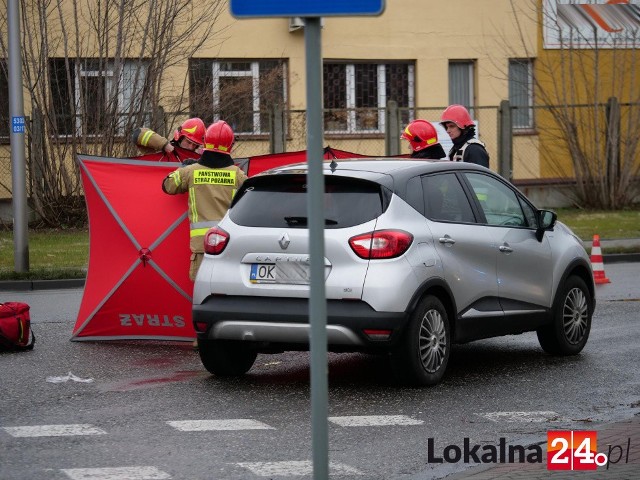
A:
[534, 0, 640, 178]
[206, 1, 537, 110]
[194, 0, 538, 172]
[2, 0, 544, 192]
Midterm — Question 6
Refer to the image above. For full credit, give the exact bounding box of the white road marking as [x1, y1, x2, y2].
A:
[479, 411, 562, 422]
[166, 419, 274, 431]
[236, 461, 362, 476]
[3, 424, 107, 437]
[328, 415, 424, 427]
[61, 466, 170, 480]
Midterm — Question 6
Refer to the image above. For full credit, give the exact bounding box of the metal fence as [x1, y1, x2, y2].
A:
[2, 101, 638, 205]
[229, 104, 503, 161]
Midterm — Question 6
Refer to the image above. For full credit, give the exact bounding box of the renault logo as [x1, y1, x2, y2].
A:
[279, 232, 290, 250]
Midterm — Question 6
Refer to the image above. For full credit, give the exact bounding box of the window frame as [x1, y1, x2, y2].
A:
[462, 172, 535, 229]
[75, 62, 114, 136]
[420, 172, 478, 224]
[508, 58, 535, 131]
[191, 59, 288, 136]
[448, 60, 476, 118]
[229, 174, 385, 228]
[323, 61, 415, 135]
[212, 61, 261, 133]
[49, 58, 148, 138]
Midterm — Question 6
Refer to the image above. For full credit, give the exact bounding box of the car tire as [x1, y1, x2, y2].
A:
[537, 275, 593, 355]
[198, 339, 257, 376]
[391, 295, 450, 386]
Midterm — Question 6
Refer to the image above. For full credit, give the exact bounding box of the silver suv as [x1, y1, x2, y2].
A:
[193, 159, 595, 386]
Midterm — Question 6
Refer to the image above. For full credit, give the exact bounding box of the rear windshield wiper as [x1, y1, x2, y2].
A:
[284, 216, 338, 226]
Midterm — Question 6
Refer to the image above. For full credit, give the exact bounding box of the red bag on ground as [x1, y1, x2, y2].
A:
[0, 302, 35, 351]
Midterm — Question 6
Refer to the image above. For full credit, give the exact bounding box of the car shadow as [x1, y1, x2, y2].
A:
[202, 333, 587, 392]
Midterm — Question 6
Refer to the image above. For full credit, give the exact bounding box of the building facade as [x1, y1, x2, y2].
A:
[1, 0, 639, 209]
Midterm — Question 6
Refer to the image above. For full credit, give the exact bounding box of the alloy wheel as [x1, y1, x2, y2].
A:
[419, 309, 447, 373]
[562, 287, 589, 345]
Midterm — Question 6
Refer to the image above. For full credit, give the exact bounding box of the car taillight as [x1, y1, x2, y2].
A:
[204, 227, 229, 255]
[349, 230, 413, 259]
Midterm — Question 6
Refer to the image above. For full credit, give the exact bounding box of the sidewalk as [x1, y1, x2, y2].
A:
[445, 415, 639, 479]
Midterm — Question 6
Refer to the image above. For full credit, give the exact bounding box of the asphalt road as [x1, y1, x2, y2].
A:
[0, 263, 638, 480]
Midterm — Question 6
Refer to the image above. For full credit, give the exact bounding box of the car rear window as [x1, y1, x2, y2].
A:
[229, 175, 385, 228]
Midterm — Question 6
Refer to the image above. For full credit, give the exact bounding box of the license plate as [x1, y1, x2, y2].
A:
[250, 262, 310, 284]
[250, 264, 276, 283]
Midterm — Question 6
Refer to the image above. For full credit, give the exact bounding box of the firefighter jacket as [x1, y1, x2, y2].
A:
[448, 129, 490, 168]
[132, 127, 171, 154]
[162, 151, 247, 253]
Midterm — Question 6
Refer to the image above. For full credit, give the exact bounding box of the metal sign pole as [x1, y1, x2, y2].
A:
[303, 16, 329, 480]
[8, 0, 29, 272]
[229, 5, 383, 478]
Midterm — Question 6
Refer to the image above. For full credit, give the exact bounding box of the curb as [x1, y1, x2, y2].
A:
[603, 253, 640, 264]
[0, 278, 85, 291]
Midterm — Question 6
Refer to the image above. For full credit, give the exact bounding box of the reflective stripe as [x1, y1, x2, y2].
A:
[191, 221, 219, 229]
[170, 170, 181, 186]
[189, 186, 198, 223]
[190, 228, 211, 238]
[190, 221, 219, 237]
[205, 143, 229, 152]
[140, 130, 154, 146]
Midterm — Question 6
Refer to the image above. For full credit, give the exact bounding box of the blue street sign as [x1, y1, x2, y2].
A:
[12, 116, 25, 134]
[230, 0, 385, 18]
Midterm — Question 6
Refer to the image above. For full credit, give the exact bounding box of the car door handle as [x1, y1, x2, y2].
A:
[438, 236, 456, 245]
[499, 245, 513, 253]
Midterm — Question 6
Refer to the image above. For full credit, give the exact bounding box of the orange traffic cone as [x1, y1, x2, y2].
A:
[590, 234, 611, 284]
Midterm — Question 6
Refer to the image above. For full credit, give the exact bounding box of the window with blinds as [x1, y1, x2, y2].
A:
[448, 61, 475, 119]
[509, 59, 534, 130]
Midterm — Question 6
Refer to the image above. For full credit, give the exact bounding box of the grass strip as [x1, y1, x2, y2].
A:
[0, 206, 638, 280]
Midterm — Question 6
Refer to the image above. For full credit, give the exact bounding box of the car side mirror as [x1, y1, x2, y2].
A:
[536, 209, 557, 242]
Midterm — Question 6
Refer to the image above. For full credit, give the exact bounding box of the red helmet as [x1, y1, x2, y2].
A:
[173, 117, 205, 146]
[204, 120, 235, 154]
[401, 120, 439, 152]
[440, 104, 475, 129]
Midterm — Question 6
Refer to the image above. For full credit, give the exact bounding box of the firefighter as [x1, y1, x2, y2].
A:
[401, 119, 446, 159]
[439, 105, 490, 168]
[162, 120, 247, 281]
[133, 117, 205, 160]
